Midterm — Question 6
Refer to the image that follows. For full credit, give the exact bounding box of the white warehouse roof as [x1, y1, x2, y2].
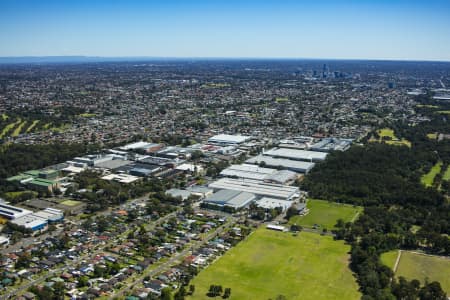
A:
[264, 148, 327, 162]
[220, 164, 277, 181]
[0, 203, 32, 220]
[11, 214, 47, 230]
[246, 155, 315, 173]
[208, 178, 299, 200]
[119, 141, 153, 150]
[32, 208, 64, 222]
[256, 197, 293, 211]
[208, 134, 252, 144]
[101, 173, 140, 184]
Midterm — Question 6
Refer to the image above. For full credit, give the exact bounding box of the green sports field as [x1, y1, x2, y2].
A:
[289, 199, 362, 229]
[370, 128, 412, 147]
[380, 250, 399, 269]
[188, 229, 360, 300]
[381, 250, 450, 293]
[421, 161, 443, 187]
[427, 132, 438, 140]
[60, 199, 83, 206]
[443, 165, 450, 181]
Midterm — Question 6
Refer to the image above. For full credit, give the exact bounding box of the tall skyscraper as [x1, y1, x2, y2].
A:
[322, 64, 329, 78]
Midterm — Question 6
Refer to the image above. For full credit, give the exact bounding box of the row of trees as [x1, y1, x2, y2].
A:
[207, 285, 231, 298]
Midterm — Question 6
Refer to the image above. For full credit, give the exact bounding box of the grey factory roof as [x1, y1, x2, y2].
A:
[220, 164, 298, 184]
[227, 192, 256, 208]
[130, 167, 157, 177]
[245, 155, 315, 173]
[166, 188, 192, 200]
[265, 170, 298, 184]
[204, 189, 256, 208]
[116, 162, 161, 173]
[32, 208, 64, 221]
[95, 159, 133, 170]
[309, 138, 352, 152]
[205, 189, 241, 204]
[263, 148, 328, 162]
[208, 134, 252, 144]
[208, 178, 299, 200]
[220, 164, 277, 181]
[187, 186, 213, 194]
[138, 156, 183, 166]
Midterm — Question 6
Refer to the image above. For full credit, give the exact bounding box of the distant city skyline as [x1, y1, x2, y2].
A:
[1, 0, 450, 61]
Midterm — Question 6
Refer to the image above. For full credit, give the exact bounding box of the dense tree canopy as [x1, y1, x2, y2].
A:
[301, 98, 450, 299]
[303, 143, 443, 207]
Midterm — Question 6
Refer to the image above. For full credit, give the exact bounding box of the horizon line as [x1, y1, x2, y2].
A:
[0, 55, 449, 63]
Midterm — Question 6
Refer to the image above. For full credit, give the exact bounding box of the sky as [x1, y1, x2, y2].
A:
[1, 0, 450, 61]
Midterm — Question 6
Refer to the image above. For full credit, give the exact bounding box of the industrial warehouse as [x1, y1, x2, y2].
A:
[0, 202, 64, 232]
[245, 155, 315, 173]
[200, 141, 336, 212]
[2, 134, 343, 227]
[207, 134, 253, 145]
[219, 164, 298, 184]
[263, 148, 328, 162]
[309, 138, 353, 152]
[209, 178, 300, 201]
[202, 190, 256, 211]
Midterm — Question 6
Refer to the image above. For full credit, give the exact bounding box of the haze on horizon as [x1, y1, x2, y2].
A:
[1, 0, 450, 61]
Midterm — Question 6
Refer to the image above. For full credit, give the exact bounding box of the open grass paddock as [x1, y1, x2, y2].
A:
[289, 199, 362, 230]
[188, 229, 360, 300]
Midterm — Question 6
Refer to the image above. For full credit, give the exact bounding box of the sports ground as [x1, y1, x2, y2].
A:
[289, 199, 362, 229]
[421, 161, 443, 187]
[369, 128, 411, 147]
[60, 199, 83, 206]
[188, 228, 360, 300]
[381, 250, 450, 293]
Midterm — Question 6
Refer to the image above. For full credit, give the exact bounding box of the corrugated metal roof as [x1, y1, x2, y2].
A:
[226, 192, 256, 208]
[209, 178, 299, 200]
[264, 148, 327, 161]
[208, 134, 251, 144]
[265, 170, 297, 184]
[204, 189, 255, 208]
[205, 189, 242, 204]
[246, 155, 315, 173]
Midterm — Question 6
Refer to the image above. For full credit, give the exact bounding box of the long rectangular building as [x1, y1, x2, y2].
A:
[220, 164, 278, 181]
[11, 214, 47, 231]
[208, 134, 252, 145]
[309, 138, 352, 152]
[32, 208, 64, 222]
[246, 155, 315, 173]
[203, 189, 256, 209]
[0, 203, 32, 220]
[208, 178, 299, 200]
[263, 148, 327, 162]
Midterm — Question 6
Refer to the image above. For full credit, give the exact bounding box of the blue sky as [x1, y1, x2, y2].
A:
[1, 0, 450, 60]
